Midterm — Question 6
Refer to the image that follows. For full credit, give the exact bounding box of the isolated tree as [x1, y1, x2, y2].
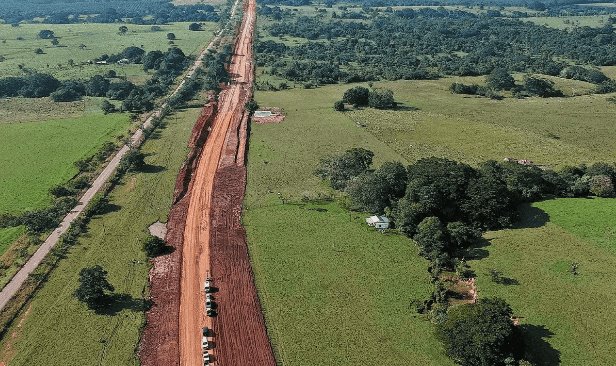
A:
[143, 235, 167, 257]
[51, 38, 60, 46]
[486, 68, 515, 91]
[437, 298, 521, 366]
[74, 265, 115, 309]
[101, 100, 117, 114]
[189, 22, 202, 31]
[38, 29, 55, 39]
[78, 43, 87, 50]
[342, 86, 369, 106]
[167, 32, 176, 40]
[368, 88, 395, 109]
[118, 25, 129, 34]
[333, 100, 345, 111]
[34, 48, 44, 55]
[119, 148, 146, 172]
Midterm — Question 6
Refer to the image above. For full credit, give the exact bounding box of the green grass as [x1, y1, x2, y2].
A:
[249, 81, 616, 365]
[469, 200, 616, 365]
[247, 86, 456, 365]
[253, 79, 616, 170]
[0, 227, 24, 256]
[0, 110, 129, 214]
[0, 22, 217, 82]
[0, 106, 201, 366]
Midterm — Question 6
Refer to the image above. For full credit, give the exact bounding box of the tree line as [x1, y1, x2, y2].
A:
[1, 1, 218, 25]
[256, 7, 616, 86]
[316, 149, 616, 365]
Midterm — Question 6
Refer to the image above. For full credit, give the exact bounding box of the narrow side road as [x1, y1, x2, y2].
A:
[0, 25, 226, 313]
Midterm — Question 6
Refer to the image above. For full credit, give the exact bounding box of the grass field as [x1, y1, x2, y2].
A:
[470, 199, 616, 365]
[0, 106, 201, 366]
[0, 22, 216, 82]
[0, 109, 130, 215]
[246, 89, 454, 364]
[248, 79, 616, 365]
[253, 78, 616, 171]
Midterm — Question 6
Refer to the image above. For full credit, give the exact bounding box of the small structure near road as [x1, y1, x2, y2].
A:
[365, 215, 390, 230]
[252, 108, 285, 124]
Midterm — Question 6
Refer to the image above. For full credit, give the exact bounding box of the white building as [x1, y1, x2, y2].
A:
[365, 215, 390, 230]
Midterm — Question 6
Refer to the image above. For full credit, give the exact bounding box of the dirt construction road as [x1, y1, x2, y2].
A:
[178, 0, 276, 364]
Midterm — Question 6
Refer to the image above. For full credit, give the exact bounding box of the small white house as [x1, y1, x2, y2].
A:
[365, 215, 390, 230]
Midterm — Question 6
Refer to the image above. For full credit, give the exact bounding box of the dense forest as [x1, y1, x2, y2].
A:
[256, 6, 616, 86]
[0, 0, 219, 24]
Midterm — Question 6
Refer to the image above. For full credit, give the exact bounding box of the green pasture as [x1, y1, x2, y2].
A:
[0, 22, 216, 82]
[470, 199, 616, 365]
[247, 87, 453, 364]
[248, 79, 616, 365]
[0, 106, 201, 366]
[0, 107, 129, 214]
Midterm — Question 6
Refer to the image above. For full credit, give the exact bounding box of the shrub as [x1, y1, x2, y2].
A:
[589, 175, 615, 197]
[143, 235, 167, 257]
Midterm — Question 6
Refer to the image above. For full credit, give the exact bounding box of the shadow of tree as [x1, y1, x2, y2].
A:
[95, 294, 151, 316]
[96, 202, 122, 215]
[140, 164, 166, 174]
[522, 324, 561, 366]
[465, 237, 491, 260]
[515, 203, 550, 229]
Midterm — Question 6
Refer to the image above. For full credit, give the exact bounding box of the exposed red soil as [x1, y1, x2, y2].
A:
[141, 0, 275, 365]
[139, 100, 217, 366]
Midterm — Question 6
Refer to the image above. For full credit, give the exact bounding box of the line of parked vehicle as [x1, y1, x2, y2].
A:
[203, 276, 216, 365]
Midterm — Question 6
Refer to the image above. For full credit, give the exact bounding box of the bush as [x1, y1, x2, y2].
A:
[437, 298, 522, 366]
[342, 86, 370, 106]
[333, 100, 345, 111]
[143, 235, 167, 257]
[50, 87, 81, 102]
[368, 88, 395, 109]
[101, 100, 117, 114]
[589, 175, 615, 197]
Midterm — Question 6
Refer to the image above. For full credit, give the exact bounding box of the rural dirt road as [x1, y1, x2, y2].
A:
[0, 23, 227, 313]
[177, 0, 276, 364]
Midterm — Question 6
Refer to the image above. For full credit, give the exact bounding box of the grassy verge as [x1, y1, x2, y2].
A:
[0, 106, 201, 366]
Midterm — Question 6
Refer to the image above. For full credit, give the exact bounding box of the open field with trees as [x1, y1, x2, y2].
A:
[0, 106, 202, 366]
[0, 22, 217, 82]
[247, 76, 616, 364]
[470, 200, 616, 365]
